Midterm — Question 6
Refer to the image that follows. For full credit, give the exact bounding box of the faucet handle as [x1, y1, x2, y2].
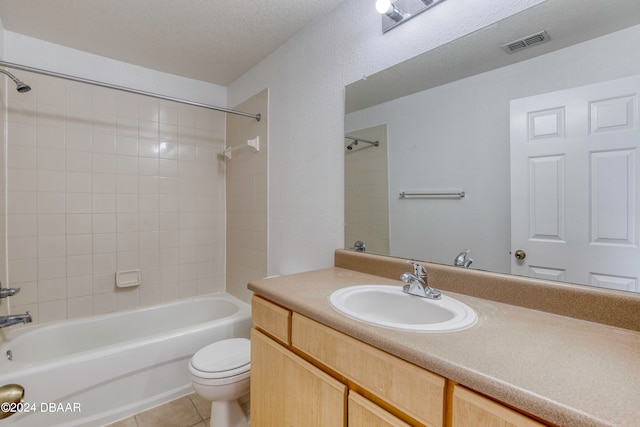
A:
[0, 288, 20, 298]
[406, 260, 427, 278]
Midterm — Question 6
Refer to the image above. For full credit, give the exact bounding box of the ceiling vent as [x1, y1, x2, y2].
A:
[501, 31, 550, 54]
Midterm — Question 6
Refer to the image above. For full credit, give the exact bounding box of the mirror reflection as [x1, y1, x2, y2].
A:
[345, 0, 640, 292]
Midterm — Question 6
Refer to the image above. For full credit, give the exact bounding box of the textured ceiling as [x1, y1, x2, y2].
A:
[0, 0, 345, 86]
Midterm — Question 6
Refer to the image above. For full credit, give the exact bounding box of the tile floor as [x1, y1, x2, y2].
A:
[105, 393, 211, 427]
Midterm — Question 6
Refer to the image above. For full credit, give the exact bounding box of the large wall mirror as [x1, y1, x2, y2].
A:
[345, 0, 640, 293]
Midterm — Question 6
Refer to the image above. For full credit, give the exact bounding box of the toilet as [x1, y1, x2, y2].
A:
[188, 338, 251, 427]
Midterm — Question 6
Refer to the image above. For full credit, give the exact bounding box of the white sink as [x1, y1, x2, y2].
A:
[329, 285, 477, 332]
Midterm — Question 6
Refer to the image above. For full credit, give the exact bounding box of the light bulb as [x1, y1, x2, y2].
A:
[376, 0, 392, 14]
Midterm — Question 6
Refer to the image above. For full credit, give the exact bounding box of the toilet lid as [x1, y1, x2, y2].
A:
[191, 338, 250, 374]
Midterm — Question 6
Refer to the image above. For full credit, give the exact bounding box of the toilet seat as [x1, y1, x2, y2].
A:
[189, 338, 251, 380]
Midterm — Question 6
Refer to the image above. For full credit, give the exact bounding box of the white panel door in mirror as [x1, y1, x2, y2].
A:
[510, 75, 640, 289]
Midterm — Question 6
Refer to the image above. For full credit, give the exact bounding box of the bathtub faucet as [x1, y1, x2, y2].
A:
[0, 312, 32, 328]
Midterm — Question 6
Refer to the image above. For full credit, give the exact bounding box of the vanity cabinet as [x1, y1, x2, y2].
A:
[251, 329, 346, 426]
[451, 385, 545, 427]
[349, 391, 412, 427]
[251, 295, 548, 427]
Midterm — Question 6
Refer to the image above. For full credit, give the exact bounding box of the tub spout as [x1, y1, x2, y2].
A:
[0, 312, 32, 328]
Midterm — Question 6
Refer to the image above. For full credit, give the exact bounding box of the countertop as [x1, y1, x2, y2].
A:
[248, 267, 640, 427]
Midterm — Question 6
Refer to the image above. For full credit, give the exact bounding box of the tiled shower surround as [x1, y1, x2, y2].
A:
[3, 71, 227, 323]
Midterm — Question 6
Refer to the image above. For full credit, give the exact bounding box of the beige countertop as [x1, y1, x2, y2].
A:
[248, 267, 640, 427]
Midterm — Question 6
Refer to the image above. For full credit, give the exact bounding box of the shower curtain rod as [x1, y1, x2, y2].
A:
[0, 60, 261, 122]
[345, 136, 379, 146]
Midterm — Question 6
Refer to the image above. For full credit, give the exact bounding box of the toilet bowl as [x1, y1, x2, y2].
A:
[189, 338, 251, 427]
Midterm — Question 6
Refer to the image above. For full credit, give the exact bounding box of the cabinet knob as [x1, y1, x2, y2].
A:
[514, 250, 526, 260]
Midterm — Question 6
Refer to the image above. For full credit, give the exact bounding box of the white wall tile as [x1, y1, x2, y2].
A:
[38, 257, 66, 280]
[66, 81, 92, 109]
[67, 255, 93, 277]
[66, 172, 92, 193]
[117, 194, 138, 213]
[37, 214, 66, 236]
[39, 299, 67, 323]
[66, 234, 92, 256]
[65, 128, 92, 152]
[8, 236, 37, 260]
[93, 213, 116, 234]
[68, 296, 94, 319]
[6, 79, 227, 323]
[66, 213, 92, 235]
[8, 259, 38, 283]
[116, 135, 138, 156]
[66, 193, 92, 213]
[116, 116, 138, 136]
[93, 233, 116, 254]
[37, 170, 65, 192]
[8, 214, 37, 237]
[8, 145, 36, 169]
[67, 276, 93, 298]
[66, 151, 92, 172]
[93, 253, 116, 274]
[38, 192, 66, 214]
[8, 169, 37, 191]
[93, 292, 116, 314]
[116, 175, 138, 193]
[8, 122, 36, 147]
[92, 173, 117, 193]
[37, 235, 66, 257]
[36, 125, 65, 149]
[92, 132, 116, 154]
[159, 104, 178, 125]
[8, 192, 36, 214]
[37, 148, 66, 170]
[92, 153, 117, 173]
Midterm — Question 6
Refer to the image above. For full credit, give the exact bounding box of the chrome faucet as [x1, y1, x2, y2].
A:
[454, 249, 473, 268]
[400, 260, 441, 299]
[0, 312, 32, 328]
[0, 287, 21, 298]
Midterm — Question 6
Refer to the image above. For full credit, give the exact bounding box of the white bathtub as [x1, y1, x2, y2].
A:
[0, 293, 252, 427]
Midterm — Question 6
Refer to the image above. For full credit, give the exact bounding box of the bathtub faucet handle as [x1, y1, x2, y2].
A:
[0, 288, 20, 298]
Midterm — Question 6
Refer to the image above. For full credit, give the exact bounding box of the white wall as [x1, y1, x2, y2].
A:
[345, 24, 640, 273]
[2, 31, 227, 107]
[228, 0, 545, 276]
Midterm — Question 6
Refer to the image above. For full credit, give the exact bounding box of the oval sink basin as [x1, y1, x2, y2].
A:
[329, 285, 477, 332]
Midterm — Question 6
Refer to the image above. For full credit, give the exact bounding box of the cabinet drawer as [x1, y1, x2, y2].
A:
[452, 385, 546, 427]
[292, 313, 445, 427]
[349, 391, 411, 427]
[251, 296, 291, 345]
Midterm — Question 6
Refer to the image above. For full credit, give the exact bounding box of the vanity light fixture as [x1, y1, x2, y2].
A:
[377, 0, 447, 33]
[376, 0, 408, 22]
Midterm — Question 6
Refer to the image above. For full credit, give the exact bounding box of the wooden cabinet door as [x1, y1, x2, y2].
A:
[250, 328, 347, 427]
[292, 313, 445, 427]
[452, 385, 546, 427]
[349, 391, 412, 427]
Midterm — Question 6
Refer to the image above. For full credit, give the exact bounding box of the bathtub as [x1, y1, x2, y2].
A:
[0, 293, 252, 427]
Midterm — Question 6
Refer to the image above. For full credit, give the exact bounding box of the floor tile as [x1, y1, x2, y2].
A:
[134, 396, 202, 427]
[188, 393, 211, 420]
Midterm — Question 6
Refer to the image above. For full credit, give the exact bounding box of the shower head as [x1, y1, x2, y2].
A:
[345, 137, 379, 151]
[0, 69, 31, 93]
